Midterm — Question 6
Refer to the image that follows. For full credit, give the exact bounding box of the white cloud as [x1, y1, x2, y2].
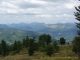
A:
[35, 14, 52, 18]
[65, 3, 74, 9]
[7, 9, 18, 14]
[0, 0, 79, 24]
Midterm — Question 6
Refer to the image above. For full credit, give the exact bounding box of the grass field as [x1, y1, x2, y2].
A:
[0, 45, 78, 60]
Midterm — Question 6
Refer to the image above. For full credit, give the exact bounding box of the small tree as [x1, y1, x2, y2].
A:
[1, 39, 7, 56]
[53, 41, 59, 52]
[13, 40, 17, 51]
[28, 38, 35, 56]
[13, 41, 24, 54]
[46, 34, 52, 45]
[39, 34, 52, 48]
[38, 34, 46, 47]
[23, 38, 26, 46]
[34, 42, 39, 51]
[72, 36, 80, 59]
[22, 36, 29, 48]
[45, 44, 54, 56]
[17, 41, 24, 53]
[60, 37, 65, 45]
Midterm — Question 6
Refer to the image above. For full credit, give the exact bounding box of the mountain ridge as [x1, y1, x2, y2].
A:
[0, 22, 77, 43]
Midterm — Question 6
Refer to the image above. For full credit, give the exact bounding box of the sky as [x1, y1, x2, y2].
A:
[0, 0, 79, 24]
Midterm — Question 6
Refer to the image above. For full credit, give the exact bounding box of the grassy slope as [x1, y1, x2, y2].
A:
[0, 28, 39, 43]
[0, 45, 78, 60]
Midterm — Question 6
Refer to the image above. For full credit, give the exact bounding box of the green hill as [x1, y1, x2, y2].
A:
[0, 28, 39, 44]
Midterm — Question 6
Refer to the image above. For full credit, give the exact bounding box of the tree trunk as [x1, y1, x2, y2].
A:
[78, 52, 80, 60]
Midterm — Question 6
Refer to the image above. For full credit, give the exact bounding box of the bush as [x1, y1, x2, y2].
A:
[45, 44, 54, 56]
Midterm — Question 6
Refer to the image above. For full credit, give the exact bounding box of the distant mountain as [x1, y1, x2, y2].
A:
[0, 24, 9, 28]
[7, 22, 77, 41]
[0, 28, 39, 44]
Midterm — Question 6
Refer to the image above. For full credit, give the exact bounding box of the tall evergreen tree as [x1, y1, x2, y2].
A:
[25, 36, 29, 48]
[46, 34, 51, 45]
[13, 40, 17, 51]
[28, 38, 35, 56]
[60, 37, 65, 45]
[73, 1, 80, 59]
[17, 41, 24, 53]
[39, 34, 46, 47]
[0, 44, 2, 55]
[45, 44, 54, 56]
[23, 38, 26, 46]
[1, 39, 7, 56]
[39, 34, 52, 47]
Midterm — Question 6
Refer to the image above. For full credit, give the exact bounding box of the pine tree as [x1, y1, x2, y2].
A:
[1, 39, 7, 56]
[13, 40, 17, 51]
[28, 38, 35, 56]
[25, 36, 29, 48]
[46, 34, 52, 45]
[23, 38, 26, 46]
[39, 34, 52, 47]
[45, 44, 54, 56]
[53, 41, 59, 52]
[17, 41, 24, 53]
[73, 1, 80, 60]
[60, 37, 66, 45]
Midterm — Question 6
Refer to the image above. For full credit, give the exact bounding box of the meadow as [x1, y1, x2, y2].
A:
[0, 45, 78, 60]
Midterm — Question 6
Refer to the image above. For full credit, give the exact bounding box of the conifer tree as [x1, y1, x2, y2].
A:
[13, 40, 17, 51]
[1, 39, 7, 56]
[28, 38, 35, 56]
[60, 37, 65, 45]
[25, 36, 29, 48]
[45, 44, 54, 56]
[73, 1, 80, 60]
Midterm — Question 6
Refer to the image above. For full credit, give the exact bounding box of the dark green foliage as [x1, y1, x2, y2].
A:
[72, 36, 80, 60]
[46, 34, 51, 45]
[8, 44, 14, 52]
[60, 37, 66, 45]
[0, 34, 60, 56]
[39, 34, 46, 47]
[28, 38, 35, 56]
[0, 44, 2, 55]
[23, 38, 26, 46]
[45, 44, 54, 56]
[73, 2, 80, 60]
[16, 41, 24, 53]
[23, 36, 30, 48]
[13, 41, 24, 54]
[39, 34, 52, 48]
[53, 42, 59, 52]
[72, 37, 80, 53]
[34, 42, 39, 51]
[13, 41, 17, 51]
[1, 39, 7, 56]
[25, 36, 29, 48]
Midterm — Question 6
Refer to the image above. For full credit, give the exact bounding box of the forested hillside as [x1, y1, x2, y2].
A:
[0, 28, 39, 43]
[8, 23, 77, 41]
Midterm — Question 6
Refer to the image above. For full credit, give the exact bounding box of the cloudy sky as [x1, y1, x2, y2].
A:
[0, 0, 79, 24]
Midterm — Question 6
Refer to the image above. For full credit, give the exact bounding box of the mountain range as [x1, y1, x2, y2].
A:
[0, 22, 78, 43]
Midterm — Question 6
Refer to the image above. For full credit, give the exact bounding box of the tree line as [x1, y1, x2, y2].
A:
[0, 34, 67, 57]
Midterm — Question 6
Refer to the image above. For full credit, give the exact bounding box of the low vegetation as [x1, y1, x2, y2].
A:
[0, 34, 78, 60]
[0, 45, 78, 60]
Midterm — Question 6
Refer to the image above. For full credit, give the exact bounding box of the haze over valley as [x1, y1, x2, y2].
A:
[0, 22, 77, 43]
